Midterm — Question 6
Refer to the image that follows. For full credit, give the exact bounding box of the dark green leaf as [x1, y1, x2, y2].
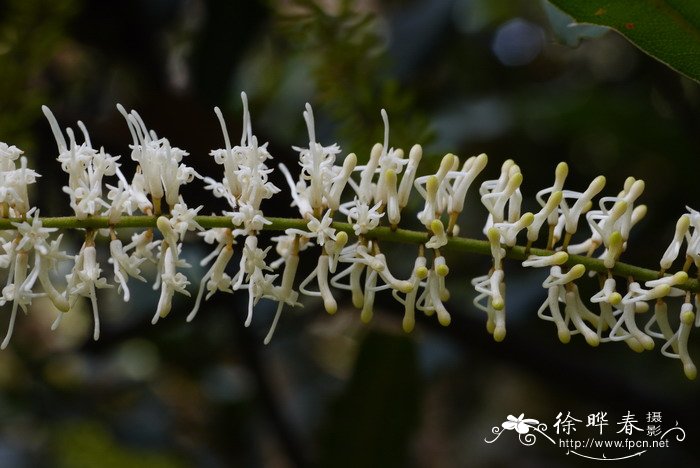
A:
[547, 0, 700, 82]
[542, 0, 609, 47]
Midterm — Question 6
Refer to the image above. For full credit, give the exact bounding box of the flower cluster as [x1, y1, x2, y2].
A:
[0, 97, 698, 379]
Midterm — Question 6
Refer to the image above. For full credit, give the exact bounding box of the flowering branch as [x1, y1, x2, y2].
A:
[0, 215, 696, 293]
[2, 93, 700, 379]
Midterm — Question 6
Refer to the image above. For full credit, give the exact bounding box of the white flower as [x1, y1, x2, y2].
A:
[416, 267, 452, 327]
[293, 103, 342, 211]
[105, 180, 134, 223]
[0, 155, 40, 216]
[306, 211, 336, 246]
[43, 107, 125, 219]
[536, 282, 570, 343]
[37, 234, 71, 313]
[117, 104, 198, 211]
[188, 229, 234, 322]
[13, 210, 57, 255]
[342, 199, 383, 236]
[0, 246, 40, 349]
[486, 227, 505, 271]
[558, 176, 607, 237]
[479, 160, 521, 228]
[661, 302, 697, 380]
[299, 252, 337, 315]
[124, 230, 161, 264]
[471, 270, 506, 341]
[327, 153, 357, 212]
[536, 264, 589, 345]
[228, 202, 271, 233]
[279, 163, 314, 219]
[230, 236, 276, 326]
[447, 153, 488, 216]
[154, 244, 190, 323]
[590, 277, 622, 306]
[264, 236, 302, 344]
[169, 201, 204, 240]
[357, 143, 383, 206]
[660, 214, 691, 270]
[562, 285, 600, 347]
[286, 210, 336, 247]
[492, 212, 534, 247]
[280, 102, 351, 218]
[0, 142, 22, 170]
[416, 175, 440, 228]
[65, 243, 112, 341]
[685, 206, 700, 265]
[391, 255, 428, 333]
[0, 211, 73, 347]
[207, 94, 279, 225]
[521, 251, 568, 269]
[109, 238, 147, 301]
[425, 219, 448, 250]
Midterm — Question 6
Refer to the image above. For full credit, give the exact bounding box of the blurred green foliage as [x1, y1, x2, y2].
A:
[0, 0, 78, 151]
[275, 0, 432, 155]
[53, 422, 188, 468]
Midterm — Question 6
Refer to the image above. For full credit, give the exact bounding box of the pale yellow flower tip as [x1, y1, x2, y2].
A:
[520, 212, 535, 227]
[430, 218, 445, 235]
[626, 338, 645, 353]
[672, 271, 689, 284]
[493, 326, 506, 342]
[681, 308, 695, 326]
[591, 175, 606, 192]
[487, 226, 500, 244]
[403, 317, 415, 333]
[569, 263, 586, 280]
[439, 153, 456, 174]
[335, 231, 348, 250]
[558, 329, 571, 344]
[438, 313, 451, 327]
[609, 292, 622, 306]
[360, 308, 373, 323]
[555, 161, 568, 181]
[508, 172, 523, 190]
[585, 335, 600, 347]
[550, 251, 569, 265]
[684, 363, 697, 380]
[426, 175, 439, 194]
[416, 266, 429, 280]
[324, 297, 337, 315]
[649, 284, 672, 300]
[386, 169, 397, 186]
[156, 215, 171, 234]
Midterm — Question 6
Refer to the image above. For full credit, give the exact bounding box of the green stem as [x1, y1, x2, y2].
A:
[1, 215, 697, 292]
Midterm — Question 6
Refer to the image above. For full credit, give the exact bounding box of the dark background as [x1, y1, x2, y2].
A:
[0, 0, 699, 466]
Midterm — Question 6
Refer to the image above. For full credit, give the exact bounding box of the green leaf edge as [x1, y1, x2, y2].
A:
[547, 0, 700, 83]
